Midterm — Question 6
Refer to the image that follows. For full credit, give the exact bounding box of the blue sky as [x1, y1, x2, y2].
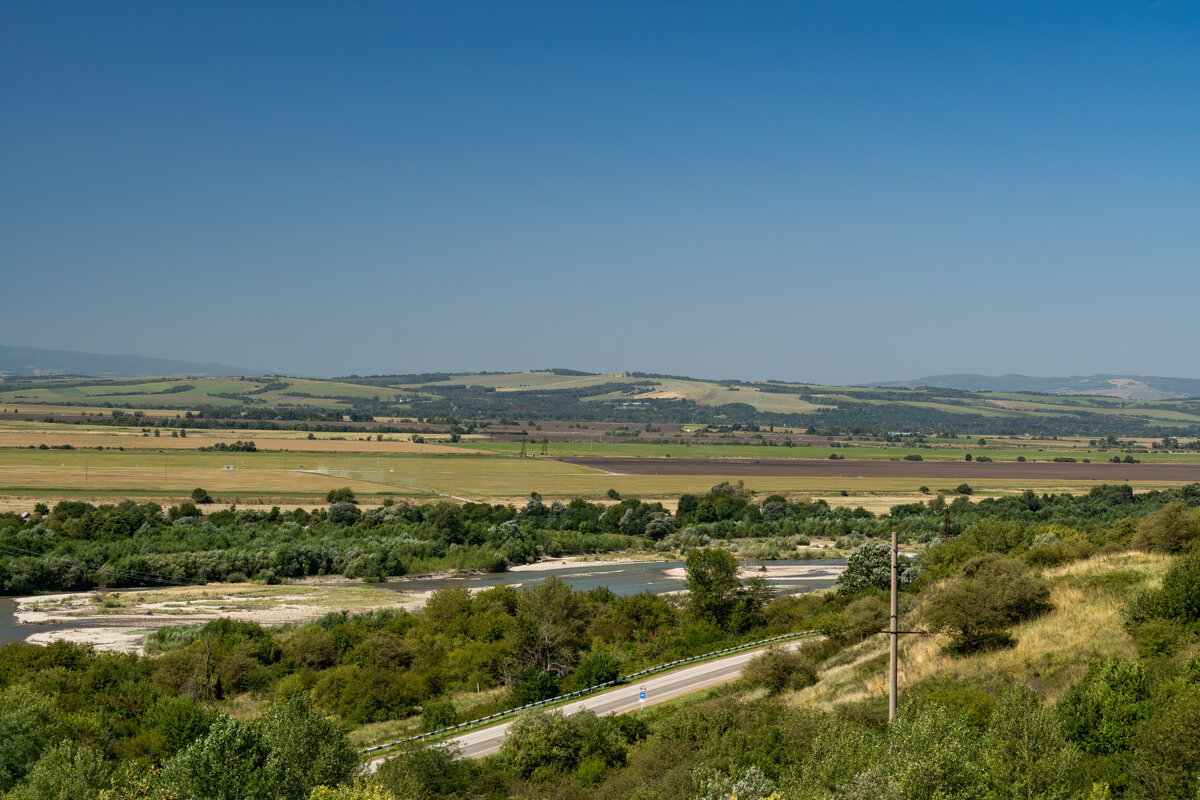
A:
[3, 1, 1198, 383]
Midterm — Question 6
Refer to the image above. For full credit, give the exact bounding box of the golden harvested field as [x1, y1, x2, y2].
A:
[2, 419, 1195, 508]
[0, 427, 471, 454]
[0, 403, 184, 417]
[0, 437, 1193, 510]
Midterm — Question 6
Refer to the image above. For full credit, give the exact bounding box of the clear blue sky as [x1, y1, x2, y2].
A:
[3, 1, 1198, 383]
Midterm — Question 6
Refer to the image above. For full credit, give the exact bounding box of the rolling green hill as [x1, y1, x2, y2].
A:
[6, 370, 1200, 438]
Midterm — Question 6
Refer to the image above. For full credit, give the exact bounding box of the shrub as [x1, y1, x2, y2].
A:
[190, 488, 213, 504]
[328, 502, 361, 526]
[421, 698, 457, 732]
[572, 650, 622, 689]
[925, 555, 1051, 654]
[1131, 504, 1200, 553]
[1057, 658, 1149, 756]
[501, 710, 626, 779]
[835, 541, 917, 596]
[741, 647, 818, 694]
[325, 488, 357, 504]
[1130, 550, 1200, 625]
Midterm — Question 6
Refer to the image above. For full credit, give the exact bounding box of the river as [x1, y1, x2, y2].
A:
[0, 558, 846, 646]
[382, 558, 847, 596]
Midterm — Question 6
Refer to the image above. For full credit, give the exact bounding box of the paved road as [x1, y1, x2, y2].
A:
[367, 639, 813, 768]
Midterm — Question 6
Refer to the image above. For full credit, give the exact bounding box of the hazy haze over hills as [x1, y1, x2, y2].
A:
[8, 345, 1200, 403]
[872, 374, 1200, 400]
[0, 345, 253, 378]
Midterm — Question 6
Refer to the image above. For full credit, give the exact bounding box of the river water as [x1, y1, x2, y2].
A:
[383, 558, 846, 596]
[0, 558, 846, 645]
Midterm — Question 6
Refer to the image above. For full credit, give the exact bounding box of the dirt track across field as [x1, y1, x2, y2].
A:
[560, 457, 1200, 482]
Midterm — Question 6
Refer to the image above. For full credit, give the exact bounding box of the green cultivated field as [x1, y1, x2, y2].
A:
[451, 439, 1200, 463]
[0, 376, 418, 411]
[1, 446, 1196, 507]
[7, 371, 1200, 430]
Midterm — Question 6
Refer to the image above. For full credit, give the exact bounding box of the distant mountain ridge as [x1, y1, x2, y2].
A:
[872, 373, 1200, 400]
[0, 345, 253, 378]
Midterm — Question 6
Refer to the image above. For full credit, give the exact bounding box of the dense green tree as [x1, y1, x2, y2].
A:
[1131, 504, 1200, 552]
[3, 740, 111, 800]
[835, 542, 916, 596]
[507, 576, 587, 681]
[500, 709, 626, 779]
[1057, 658, 1150, 757]
[325, 488, 357, 504]
[161, 718, 268, 800]
[883, 703, 985, 800]
[1126, 684, 1200, 800]
[260, 694, 360, 800]
[981, 686, 1083, 800]
[685, 548, 742, 627]
[0, 686, 61, 792]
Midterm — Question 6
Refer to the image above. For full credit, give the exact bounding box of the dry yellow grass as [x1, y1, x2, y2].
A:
[792, 551, 1170, 711]
[0, 427, 475, 454]
[0, 465, 391, 493]
[0, 403, 182, 417]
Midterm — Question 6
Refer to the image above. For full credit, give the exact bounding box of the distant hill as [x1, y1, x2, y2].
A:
[872, 373, 1200, 400]
[0, 345, 253, 378]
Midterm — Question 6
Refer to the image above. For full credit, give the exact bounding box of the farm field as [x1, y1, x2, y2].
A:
[0, 443, 1195, 512]
[563, 455, 1200, 482]
[0, 375, 419, 411]
[451, 438, 1200, 463]
[0, 421, 470, 454]
[8, 372, 1200, 433]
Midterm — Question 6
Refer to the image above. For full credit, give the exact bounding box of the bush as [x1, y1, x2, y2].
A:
[836, 541, 916, 596]
[500, 710, 626, 779]
[572, 650, 622, 689]
[325, 488, 357, 504]
[421, 698, 457, 732]
[328, 502, 361, 526]
[1131, 504, 1200, 553]
[925, 555, 1051, 654]
[741, 647, 818, 694]
[955, 484, 973, 495]
[1130, 550, 1200, 625]
[190, 488, 213, 504]
[1057, 658, 1149, 756]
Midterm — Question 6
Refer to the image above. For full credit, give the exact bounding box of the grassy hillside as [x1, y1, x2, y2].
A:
[7, 371, 1200, 438]
[800, 551, 1170, 712]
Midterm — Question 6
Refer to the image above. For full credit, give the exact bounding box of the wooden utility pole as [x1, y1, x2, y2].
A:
[889, 528, 899, 721]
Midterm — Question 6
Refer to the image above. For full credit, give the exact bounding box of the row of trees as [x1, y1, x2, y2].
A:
[3, 481, 1200, 595]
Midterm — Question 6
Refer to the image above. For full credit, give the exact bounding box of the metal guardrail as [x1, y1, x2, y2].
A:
[361, 628, 822, 756]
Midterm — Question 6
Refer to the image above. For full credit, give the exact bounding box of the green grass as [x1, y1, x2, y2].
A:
[448, 439, 1200, 463]
[0, 376, 412, 411]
